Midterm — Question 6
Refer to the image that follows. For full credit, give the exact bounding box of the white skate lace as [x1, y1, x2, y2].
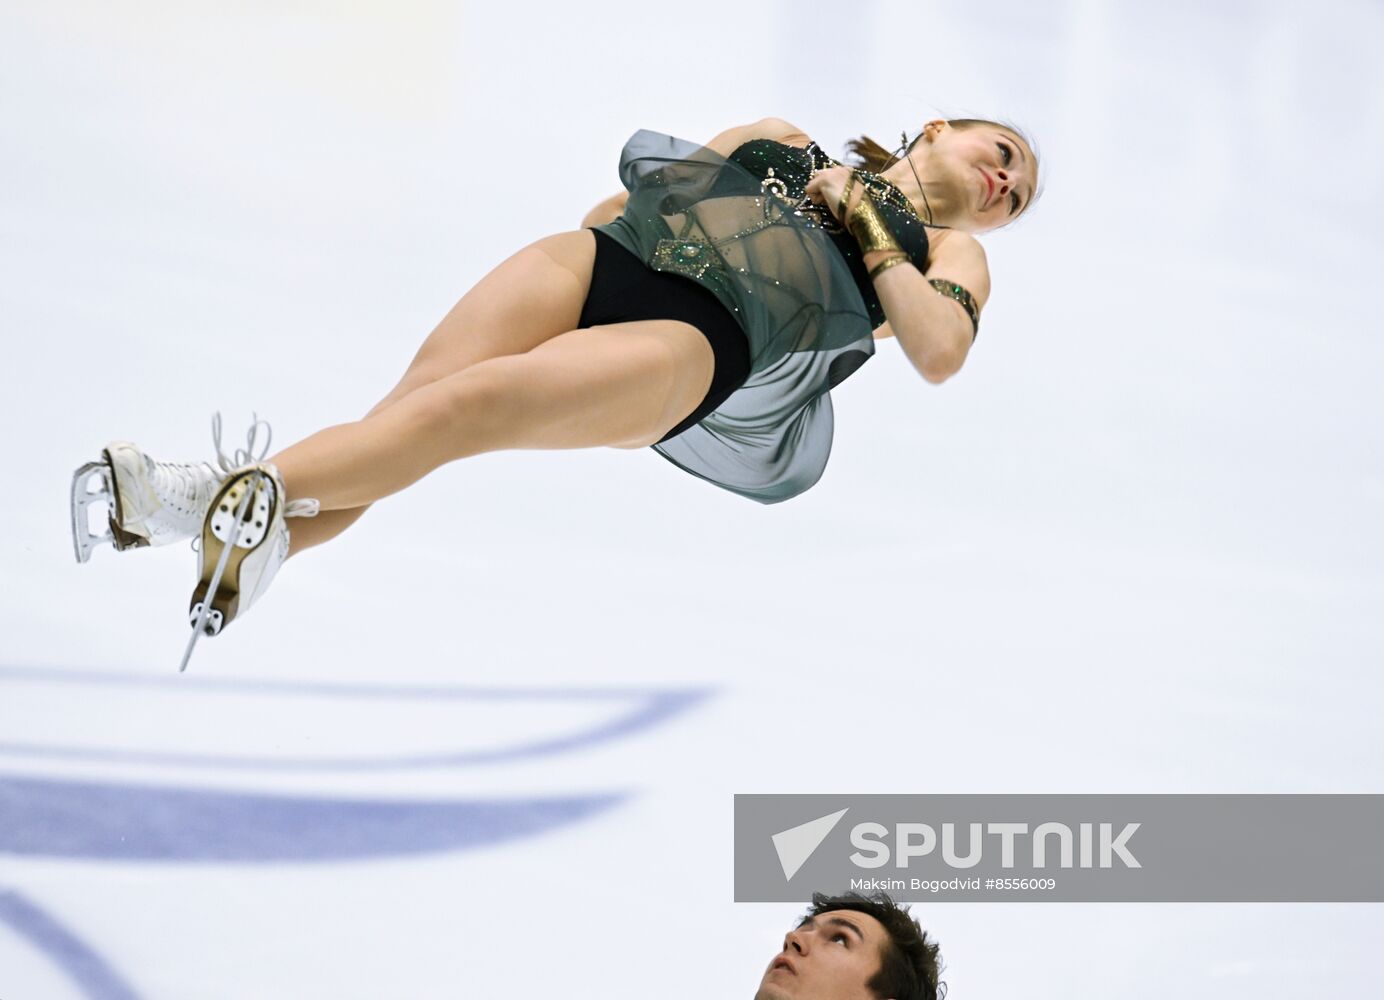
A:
[152, 459, 221, 506]
[209, 411, 320, 519]
[285, 498, 320, 518]
[211, 411, 273, 475]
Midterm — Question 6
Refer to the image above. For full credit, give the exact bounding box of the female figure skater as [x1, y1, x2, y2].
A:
[71, 115, 1039, 654]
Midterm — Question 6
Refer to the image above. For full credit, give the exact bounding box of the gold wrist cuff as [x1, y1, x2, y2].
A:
[847, 189, 904, 254]
[836, 171, 858, 222]
[868, 253, 912, 280]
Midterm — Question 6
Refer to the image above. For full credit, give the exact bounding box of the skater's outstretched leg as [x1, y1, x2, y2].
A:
[269, 224, 711, 521]
[281, 228, 607, 555]
[269, 318, 716, 511]
[73, 230, 604, 562]
[273, 382, 414, 556]
[282, 505, 370, 555]
[177, 317, 714, 661]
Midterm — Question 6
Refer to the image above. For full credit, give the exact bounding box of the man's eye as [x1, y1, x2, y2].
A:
[1010, 191, 1021, 214]
[998, 142, 1013, 166]
[833, 933, 849, 944]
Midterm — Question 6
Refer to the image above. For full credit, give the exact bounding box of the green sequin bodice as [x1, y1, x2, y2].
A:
[593, 129, 883, 504]
[725, 139, 932, 330]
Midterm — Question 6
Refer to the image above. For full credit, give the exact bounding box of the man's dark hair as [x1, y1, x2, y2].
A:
[800, 892, 945, 1000]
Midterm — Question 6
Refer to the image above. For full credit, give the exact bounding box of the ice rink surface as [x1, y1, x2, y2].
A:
[3, 0, 1382, 996]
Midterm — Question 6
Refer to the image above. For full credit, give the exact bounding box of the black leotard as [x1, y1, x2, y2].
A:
[578, 226, 752, 443]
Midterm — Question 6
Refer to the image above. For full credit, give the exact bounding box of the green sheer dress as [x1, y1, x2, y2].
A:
[593, 129, 932, 504]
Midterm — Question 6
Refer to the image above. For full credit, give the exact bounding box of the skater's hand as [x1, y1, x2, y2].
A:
[805, 166, 859, 223]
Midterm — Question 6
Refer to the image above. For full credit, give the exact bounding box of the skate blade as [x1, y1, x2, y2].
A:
[179, 468, 270, 672]
[70, 461, 113, 563]
[70, 452, 152, 563]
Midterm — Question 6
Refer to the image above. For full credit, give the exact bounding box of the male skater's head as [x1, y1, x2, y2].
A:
[754, 892, 943, 1000]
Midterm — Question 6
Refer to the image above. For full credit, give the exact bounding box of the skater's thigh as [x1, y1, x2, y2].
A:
[516, 319, 715, 450]
[380, 230, 596, 406]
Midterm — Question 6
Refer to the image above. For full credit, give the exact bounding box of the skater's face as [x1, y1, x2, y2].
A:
[754, 909, 894, 1000]
[911, 119, 1038, 234]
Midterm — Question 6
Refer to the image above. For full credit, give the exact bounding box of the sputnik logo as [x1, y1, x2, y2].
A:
[772, 808, 849, 881]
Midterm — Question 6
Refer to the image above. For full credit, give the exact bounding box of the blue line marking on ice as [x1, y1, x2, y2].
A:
[0, 665, 712, 771]
[0, 887, 142, 1000]
[0, 775, 625, 861]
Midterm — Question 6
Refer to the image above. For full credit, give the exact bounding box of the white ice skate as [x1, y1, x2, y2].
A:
[180, 460, 319, 672]
[70, 414, 295, 563]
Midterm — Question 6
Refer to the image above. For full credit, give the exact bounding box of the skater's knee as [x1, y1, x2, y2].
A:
[366, 364, 454, 418]
[403, 366, 514, 444]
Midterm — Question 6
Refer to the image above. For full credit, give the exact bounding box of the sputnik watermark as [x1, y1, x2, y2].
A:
[849, 820, 1140, 869]
[736, 795, 1384, 902]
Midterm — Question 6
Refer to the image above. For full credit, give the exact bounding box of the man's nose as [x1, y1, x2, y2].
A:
[784, 929, 808, 954]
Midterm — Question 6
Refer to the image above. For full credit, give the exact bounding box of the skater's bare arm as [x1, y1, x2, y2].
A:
[872, 230, 990, 384]
[580, 118, 809, 227]
[703, 117, 812, 156]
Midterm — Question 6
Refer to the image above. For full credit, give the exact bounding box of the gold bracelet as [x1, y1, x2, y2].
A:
[836, 171, 858, 222]
[929, 279, 980, 338]
[868, 253, 912, 280]
[846, 189, 904, 254]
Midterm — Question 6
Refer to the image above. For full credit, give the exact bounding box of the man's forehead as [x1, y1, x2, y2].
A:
[798, 909, 888, 941]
